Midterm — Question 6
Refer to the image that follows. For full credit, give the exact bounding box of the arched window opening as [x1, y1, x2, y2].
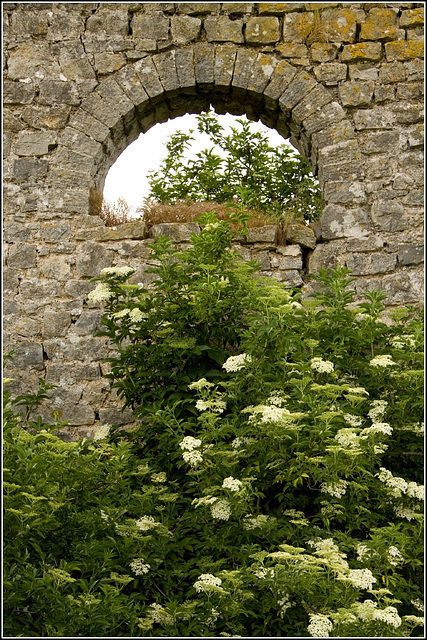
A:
[99, 110, 322, 236]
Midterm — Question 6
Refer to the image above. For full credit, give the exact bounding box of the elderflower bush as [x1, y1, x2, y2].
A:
[4, 215, 424, 637]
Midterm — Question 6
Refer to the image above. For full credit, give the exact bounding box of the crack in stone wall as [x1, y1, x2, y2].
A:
[3, 2, 424, 438]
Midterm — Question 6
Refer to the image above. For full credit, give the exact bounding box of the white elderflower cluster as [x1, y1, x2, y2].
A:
[277, 593, 294, 613]
[135, 515, 160, 532]
[308, 538, 349, 571]
[356, 543, 373, 562]
[355, 601, 401, 628]
[402, 615, 424, 627]
[242, 404, 295, 425]
[206, 607, 220, 627]
[188, 378, 214, 390]
[389, 334, 416, 349]
[222, 476, 243, 492]
[148, 603, 174, 626]
[100, 510, 110, 521]
[195, 398, 227, 413]
[87, 282, 114, 303]
[335, 428, 362, 449]
[406, 481, 424, 501]
[222, 353, 252, 372]
[182, 450, 203, 467]
[243, 514, 269, 530]
[393, 504, 418, 521]
[369, 354, 397, 368]
[192, 495, 218, 508]
[368, 400, 388, 420]
[343, 413, 363, 427]
[253, 566, 275, 579]
[307, 614, 334, 638]
[112, 308, 130, 318]
[211, 499, 231, 521]
[347, 386, 369, 395]
[362, 422, 393, 436]
[130, 559, 151, 575]
[179, 436, 202, 451]
[320, 479, 348, 498]
[267, 391, 287, 407]
[151, 472, 167, 483]
[93, 424, 111, 441]
[193, 574, 222, 593]
[377, 467, 408, 496]
[388, 546, 404, 566]
[411, 599, 424, 613]
[100, 266, 134, 277]
[231, 436, 254, 449]
[310, 357, 334, 374]
[338, 568, 377, 590]
[129, 308, 147, 323]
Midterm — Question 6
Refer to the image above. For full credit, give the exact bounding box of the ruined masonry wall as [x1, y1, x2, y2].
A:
[3, 3, 424, 439]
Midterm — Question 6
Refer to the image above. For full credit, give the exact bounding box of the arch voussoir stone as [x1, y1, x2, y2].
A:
[3, 2, 423, 438]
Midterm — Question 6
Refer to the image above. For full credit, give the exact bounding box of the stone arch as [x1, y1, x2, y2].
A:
[3, 3, 424, 437]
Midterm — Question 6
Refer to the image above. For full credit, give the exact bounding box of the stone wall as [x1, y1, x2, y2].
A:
[3, 2, 424, 438]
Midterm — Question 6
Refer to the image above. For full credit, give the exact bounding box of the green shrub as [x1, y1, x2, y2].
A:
[3, 215, 424, 637]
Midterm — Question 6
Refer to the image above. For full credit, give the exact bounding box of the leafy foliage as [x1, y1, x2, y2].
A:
[3, 216, 424, 637]
[147, 111, 322, 223]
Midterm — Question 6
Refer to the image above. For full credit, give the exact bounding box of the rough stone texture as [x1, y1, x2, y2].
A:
[3, 2, 424, 438]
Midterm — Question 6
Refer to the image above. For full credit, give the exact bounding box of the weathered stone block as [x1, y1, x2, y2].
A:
[400, 7, 424, 28]
[276, 44, 308, 59]
[306, 240, 347, 273]
[247, 53, 279, 95]
[194, 43, 215, 87]
[407, 123, 424, 148]
[310, 43, 338, 62]
[72, 310, 104, 336]
[214, 44, 237, 89]
[360, 8, 403, 42]
[378, 61, 406, 83]
[7, 243, 37, 269]
[132, 14, 169, 40]
[385, 40, 424, 62]
[373, 84, 395, 103]
[42, 223, 72, 243]
[346, 252, 397, 276]
[94, 52, 126, 75]
[15, 131, 57, 156]
[153, 51, 180, 93]
[279, 71, 317, 111]
[42, 310, 72, 338]
[170, 15, 201, 43]
[232, 48, 259, 91]
[292, 84, 332, 124]
[259, 3, 305, 14]
[283, 11, 314, 44]
[339, 81, 374, 107]
[361, 130, 401, 154]
[245, 226, 277, 243]
[245, 17, 280, 44]
[134, 57, 164, 100]
[95, 221, 147, 242]
[271, 249, 302, 270]
[324, 181, 366, 205]
[320, 8, 359, 44]
[76, 242, 114, 278]
[13, 158, 48, 179]
[98, 406, 134, 426]
[263, 59, 297, 109]
[303, 101, 346, 136]
[86, 9, 129, 36]
[176, 3, 215, 14]
[314, 62, 347, 85]
[397, 243, 423, 266]
[320, 204, 371, 240]
[349, 65, 379, 82]
[371, 199, 407, 232]
[205, 16, 244, 42]
[221, 3, 253, 13]
[354, 108, 394, 130]
[3, 81, 35, 104]
[39, 255, 73, 281]
[341, 42, 382, 63]
[8, 340, 44, 372]
[10, 10, 49, 36]
[149, 223, 200, 242]
[285, 223, 316, 249]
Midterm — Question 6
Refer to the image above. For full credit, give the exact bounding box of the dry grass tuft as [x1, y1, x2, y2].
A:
[136, 199, 277, 229]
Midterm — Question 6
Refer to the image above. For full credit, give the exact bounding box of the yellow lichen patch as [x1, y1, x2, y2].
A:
[360, 8, 401, 42]
[341, 42, 382, 63]
[400, 8, 424, 28]
[385, 40, 424, 62]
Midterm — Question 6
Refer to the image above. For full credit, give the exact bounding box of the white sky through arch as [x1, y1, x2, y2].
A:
[103, 113, 289, 215]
